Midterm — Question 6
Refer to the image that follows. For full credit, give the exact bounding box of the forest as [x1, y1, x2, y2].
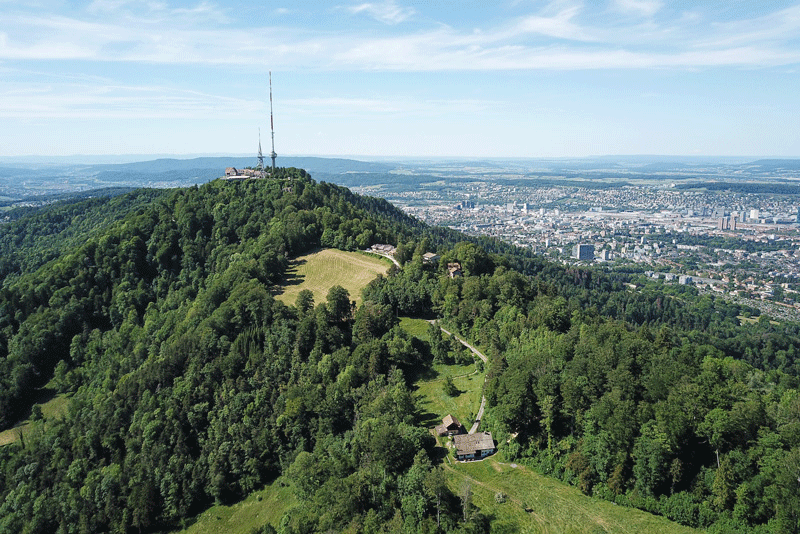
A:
[0, 168, 798, 533]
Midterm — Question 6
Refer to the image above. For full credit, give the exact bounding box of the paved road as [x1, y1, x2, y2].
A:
[363, 250, 401, 268]
[432, 322, 488, 434]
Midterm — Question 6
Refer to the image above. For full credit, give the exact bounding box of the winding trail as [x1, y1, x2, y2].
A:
[430, 321, 488, 434]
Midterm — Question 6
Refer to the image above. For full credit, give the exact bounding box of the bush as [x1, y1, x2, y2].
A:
[443, 376, 458, 397]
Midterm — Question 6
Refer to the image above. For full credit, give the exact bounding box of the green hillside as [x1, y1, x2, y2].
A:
[0, 169, 798, 533]
[447, 459, 700, 534]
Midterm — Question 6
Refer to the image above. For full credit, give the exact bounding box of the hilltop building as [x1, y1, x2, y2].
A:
[224, 167, 266, 180]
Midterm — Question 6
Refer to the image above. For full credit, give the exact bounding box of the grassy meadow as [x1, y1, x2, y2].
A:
[0, 392, 70, 446]
[398, 316, 432, 339]
[448, 459, 700, 534]
[273, 249, 391, 307]
[415, 369, 483, 429]
[173, 481, 297, 534]
[399, 316, 485, 429]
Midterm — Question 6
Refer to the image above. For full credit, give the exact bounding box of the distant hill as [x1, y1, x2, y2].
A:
[747, 159, 800, 170]
[90, 156, 392, 176]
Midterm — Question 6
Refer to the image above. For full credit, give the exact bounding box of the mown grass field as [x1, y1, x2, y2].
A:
[273, 248, 391, 308]
[173, 481, 297, 534]
[448, 459, 700, 534]
[0, 392, 70, 446]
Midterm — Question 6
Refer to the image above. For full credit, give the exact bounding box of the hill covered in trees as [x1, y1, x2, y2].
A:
[0, 169, 798, 533]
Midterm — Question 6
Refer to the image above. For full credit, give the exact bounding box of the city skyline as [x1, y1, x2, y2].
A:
[1, 1, 800, 158]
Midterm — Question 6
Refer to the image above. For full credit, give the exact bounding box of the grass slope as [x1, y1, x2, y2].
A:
[399, 317, 485, 428]
[273, 249, 391, 308]
[449, 459, 700, 534]
[171, 482, 297, 534]
[0, 392, 70, 446]
[416, 370, 483, 429]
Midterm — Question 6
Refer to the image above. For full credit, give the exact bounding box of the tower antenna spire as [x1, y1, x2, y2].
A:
[269, 71, 277, 173]
[257, 127, 264, 170]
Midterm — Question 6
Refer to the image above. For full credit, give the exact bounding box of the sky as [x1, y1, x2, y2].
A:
[1, 0, 799, 159]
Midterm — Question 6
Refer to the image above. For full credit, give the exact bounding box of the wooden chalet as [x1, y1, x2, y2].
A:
[453, 432, 495, 461]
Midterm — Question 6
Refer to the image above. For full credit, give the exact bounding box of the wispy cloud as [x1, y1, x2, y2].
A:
[284, 96, 499, 117]
[346, 1, 415, 25]
[510, 4, 595, 41]
[87, 0, 229, 24]
[1, 3, 799, 70]
[0, 82, 262, 119]
[694, 5, 800, 49]
[611, 0, 662, 18]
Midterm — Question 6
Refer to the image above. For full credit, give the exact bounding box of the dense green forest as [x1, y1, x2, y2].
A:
[0, 169, 798, 533]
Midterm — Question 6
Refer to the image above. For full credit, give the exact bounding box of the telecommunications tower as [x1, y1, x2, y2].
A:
[269, 71, 277, 173]
[257, 128, 264, 170]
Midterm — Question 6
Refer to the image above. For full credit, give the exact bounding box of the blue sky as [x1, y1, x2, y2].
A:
[1, 0, 799, 158]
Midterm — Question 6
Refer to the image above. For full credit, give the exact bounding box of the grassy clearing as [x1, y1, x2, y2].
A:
[448, 459, 699, 534]
[415, 367, 483, 429]
[0, 427, 23, 447]
[174, 481, 296, 534]
[398, 317, 432, 340]
[738, 315, 780, 326]
[0, 392, 70, 446]
[401, 317, 485, 429]
[273, 249, 391, 308]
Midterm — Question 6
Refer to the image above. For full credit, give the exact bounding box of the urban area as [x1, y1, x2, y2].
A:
[353, 174, 800, 319]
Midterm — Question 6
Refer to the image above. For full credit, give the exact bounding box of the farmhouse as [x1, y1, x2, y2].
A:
[447, 262, 462, 278]
[453, 432, 495, 461]
[435, 414, 463, 437]
[423, 252, 440, 264]
[367, 244, 397, 256]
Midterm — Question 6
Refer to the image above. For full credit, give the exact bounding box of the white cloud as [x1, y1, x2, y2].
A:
[611, 0, 662, 18]
[511, 5, 596, 41]
[347, 1, 415, 25]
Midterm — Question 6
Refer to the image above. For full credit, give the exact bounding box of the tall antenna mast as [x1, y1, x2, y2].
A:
[269, 71, 277, 173]
[257, 127, 264, 170]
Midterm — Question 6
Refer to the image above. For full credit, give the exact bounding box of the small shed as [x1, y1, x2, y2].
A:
[435, 414, 463, 437]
